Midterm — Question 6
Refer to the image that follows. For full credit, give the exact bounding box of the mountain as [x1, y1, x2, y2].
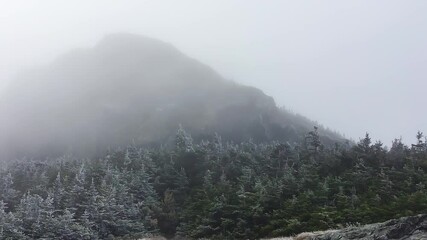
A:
[0, 33, 344, 159]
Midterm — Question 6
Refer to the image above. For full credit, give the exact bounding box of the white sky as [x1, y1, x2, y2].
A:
[1, 0, 426, 146]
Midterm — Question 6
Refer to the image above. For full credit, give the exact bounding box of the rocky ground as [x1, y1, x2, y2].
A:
[270, 214, 427, 240]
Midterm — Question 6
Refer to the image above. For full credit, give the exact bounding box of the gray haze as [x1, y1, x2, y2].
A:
[1, 1, 426, 146]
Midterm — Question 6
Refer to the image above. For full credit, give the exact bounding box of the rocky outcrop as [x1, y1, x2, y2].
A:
[271, 214, 427, 240]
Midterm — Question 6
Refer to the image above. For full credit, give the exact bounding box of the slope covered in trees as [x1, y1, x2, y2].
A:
[0, 33, 343, 160]
[0, 128, 426, 239]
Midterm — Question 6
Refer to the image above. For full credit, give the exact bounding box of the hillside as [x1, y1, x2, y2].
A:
[0, 33, 343, 160]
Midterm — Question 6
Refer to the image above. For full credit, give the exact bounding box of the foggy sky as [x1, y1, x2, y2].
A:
[1, 0, 426, 146]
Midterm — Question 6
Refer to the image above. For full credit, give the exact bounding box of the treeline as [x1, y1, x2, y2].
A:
[0, 127, 426, 239]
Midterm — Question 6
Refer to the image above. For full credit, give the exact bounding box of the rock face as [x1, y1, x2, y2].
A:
[0, 33, 344, 160]
[306, 214, 427, 240]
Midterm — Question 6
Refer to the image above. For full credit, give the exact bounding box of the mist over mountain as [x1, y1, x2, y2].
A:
[0, 33, 344, 159]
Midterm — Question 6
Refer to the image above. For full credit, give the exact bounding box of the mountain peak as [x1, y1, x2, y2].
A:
[0, 34, 344, 159]
[95, 33, 180, 57]
[100, 33, 166, 44]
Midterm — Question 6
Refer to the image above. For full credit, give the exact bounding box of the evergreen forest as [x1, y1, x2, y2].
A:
[1, 127, 426, 239]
